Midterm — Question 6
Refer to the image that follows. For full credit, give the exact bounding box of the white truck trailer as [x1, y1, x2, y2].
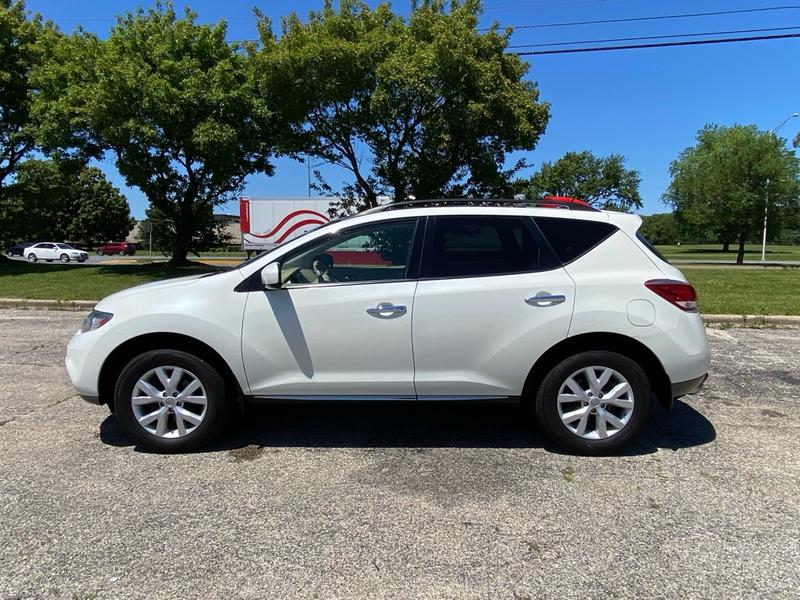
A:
[239, 196, 336, 254]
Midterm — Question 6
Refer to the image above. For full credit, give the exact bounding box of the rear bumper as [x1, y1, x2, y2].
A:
[671, 373, 708, 399]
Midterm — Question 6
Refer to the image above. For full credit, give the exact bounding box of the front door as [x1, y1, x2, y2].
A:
[412, 215, 575, 399]
[241, 218, 421, 398]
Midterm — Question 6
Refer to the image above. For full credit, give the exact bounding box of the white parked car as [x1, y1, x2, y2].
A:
[25, 242, 88, 263]
[65, 200, 709, 454]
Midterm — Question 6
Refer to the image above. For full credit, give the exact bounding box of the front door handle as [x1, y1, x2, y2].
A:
[525, 292, 566, 307]
[366, 302, 407, 317]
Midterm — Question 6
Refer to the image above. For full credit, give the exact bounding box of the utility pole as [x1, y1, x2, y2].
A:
[762, 113, 798, 262]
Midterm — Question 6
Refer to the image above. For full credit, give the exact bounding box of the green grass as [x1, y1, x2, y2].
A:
[1, 258, 799, 315]
[0, 260, 219, 301]
[683, 266, 800, 315]
[657, 243, 800, 262]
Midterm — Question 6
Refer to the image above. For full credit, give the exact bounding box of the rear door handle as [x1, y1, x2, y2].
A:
[525, 293, 566, 307]
[366, 302, 407, 317]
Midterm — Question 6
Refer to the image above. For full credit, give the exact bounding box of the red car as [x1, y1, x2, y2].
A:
[96, 242, 137, 256]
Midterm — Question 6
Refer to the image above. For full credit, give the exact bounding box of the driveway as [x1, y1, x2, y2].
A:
[0, 310, 798, 599]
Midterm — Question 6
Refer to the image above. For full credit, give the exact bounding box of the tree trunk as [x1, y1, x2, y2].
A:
[168, 242, 189, 266]
[736, 231, 747, 265]
[722, 241, 730, 252]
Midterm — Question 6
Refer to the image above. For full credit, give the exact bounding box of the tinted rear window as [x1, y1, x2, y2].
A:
[534, 217, 617, 264]
[426, 216, 559, 278]
[636, 232, 670, 263]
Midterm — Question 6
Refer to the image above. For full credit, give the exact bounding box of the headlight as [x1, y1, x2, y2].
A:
[81, 310, 113, 333]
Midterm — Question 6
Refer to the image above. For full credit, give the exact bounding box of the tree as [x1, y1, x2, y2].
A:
[515, 150, 642, 211]
[34, 4, 275, 264]
[67, 168, 134, 245]
[135, 206, 232, 255]
[639, 213, 679, 245]
[665, 124, 800, 264]
[0, 159, 132, 245]
[254, 0, 548, 215]
[0, 1, 59, 191]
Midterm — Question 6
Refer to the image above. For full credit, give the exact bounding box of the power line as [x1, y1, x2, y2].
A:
[508, 25, 800, 48]
[489, 5, 800, 30]
[513, 32, 800, 55]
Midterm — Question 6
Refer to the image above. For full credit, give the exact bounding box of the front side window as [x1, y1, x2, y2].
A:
[425, 216, 559, 278]
[280, 219, 417, 286]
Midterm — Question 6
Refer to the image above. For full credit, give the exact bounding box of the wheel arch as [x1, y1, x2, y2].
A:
[522, 332, 672, 410]
[97, 332, 243, 408]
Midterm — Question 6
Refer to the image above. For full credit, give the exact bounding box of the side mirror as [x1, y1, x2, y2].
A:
[260, 262, 281, 289]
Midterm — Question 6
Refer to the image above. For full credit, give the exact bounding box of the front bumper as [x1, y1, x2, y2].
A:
[671, 373, 708, 399]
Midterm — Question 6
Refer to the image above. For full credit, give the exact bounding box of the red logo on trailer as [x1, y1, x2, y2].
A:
[239, 198, 331, 243]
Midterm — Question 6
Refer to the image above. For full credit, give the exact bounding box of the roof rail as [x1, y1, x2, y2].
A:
[369, 197, 599, 213]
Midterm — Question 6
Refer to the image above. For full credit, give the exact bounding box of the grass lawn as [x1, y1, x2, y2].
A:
[657, 243, 800, 262]
[1, 258, 799, 315]
[683, 266, 800, 315]
[0, 260, 218, 301]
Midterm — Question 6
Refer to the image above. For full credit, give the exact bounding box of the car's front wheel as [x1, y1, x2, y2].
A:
[27, 253, 37, 263]
[59, 253, 70, 263]
[534, 351, 650, 455]
[114, 350, 230, 452]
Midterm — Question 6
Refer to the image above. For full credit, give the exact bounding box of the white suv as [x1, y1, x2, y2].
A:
[65, 200, 709, 454]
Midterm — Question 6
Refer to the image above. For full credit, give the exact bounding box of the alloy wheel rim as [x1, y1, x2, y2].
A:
[557, 366, 634, 440]
[131, 366, 208, 439]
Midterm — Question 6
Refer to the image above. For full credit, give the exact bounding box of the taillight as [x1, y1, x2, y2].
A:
[645, 279, 698, 312]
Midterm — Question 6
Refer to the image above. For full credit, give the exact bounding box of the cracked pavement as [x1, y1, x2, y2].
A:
[0, 309, 798, 599]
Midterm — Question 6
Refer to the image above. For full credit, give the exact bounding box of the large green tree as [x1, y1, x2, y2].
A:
[34, 4, 275, 264]
[254, 0, 548, 214]
[515, 150, 642, 211]
[0, 159, 133, 245]
[0, 0, 59, 190]
[665, 125, 800, 264]
[639, 213, 679, 245]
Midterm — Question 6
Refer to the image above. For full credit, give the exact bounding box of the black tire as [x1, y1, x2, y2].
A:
[118, 250, 125, 255]
[27, 253, 37, 263]
[60, 253, 70, 263]
[97, 250, 103, 256]
[534, 351, 650, 455]
[114, 349, 230, 453]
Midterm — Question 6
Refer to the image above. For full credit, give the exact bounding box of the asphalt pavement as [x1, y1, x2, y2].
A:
[0, 310, 798, 599]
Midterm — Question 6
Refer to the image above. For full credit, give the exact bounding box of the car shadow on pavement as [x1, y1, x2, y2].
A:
[99, 399, 716, 456]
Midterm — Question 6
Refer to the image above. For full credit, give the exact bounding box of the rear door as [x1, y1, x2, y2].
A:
[37, 243, 57, 259]
[411, 215, 575, 399]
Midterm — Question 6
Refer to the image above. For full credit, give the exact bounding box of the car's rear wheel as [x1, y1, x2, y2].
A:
[27, 253, 37, 263]
[114, 350, 230, 453]
[97, 250, 103, 256]
[534, 351, 650, 455]
[60, 253, 70, 263]
[118, 250, 125, 255]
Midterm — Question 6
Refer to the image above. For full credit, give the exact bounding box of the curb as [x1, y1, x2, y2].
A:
[1, 298, 799, 326]
[0, 298, 95, 311]
[701, 314, 800, 326]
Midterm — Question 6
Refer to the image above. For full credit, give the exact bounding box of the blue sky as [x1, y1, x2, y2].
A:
[26, 0, 800, 218]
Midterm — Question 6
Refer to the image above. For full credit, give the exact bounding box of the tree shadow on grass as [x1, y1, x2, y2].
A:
[99, 398, 715, 457]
